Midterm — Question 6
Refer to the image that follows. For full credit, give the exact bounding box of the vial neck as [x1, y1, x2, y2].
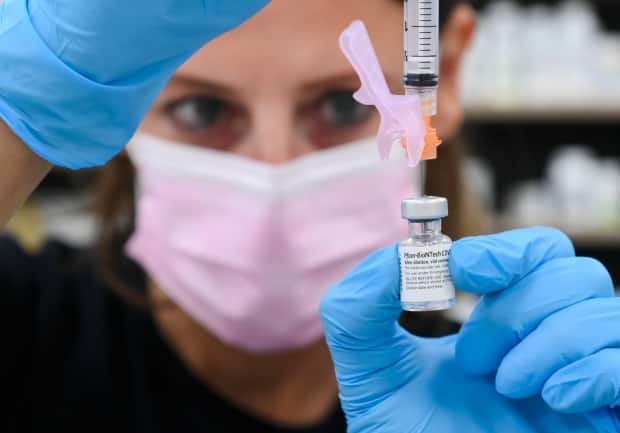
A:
[408, 219, 442, 238]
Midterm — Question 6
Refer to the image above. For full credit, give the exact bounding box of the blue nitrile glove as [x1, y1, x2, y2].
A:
[453, 228, 620, 414]
[0, 0, 269, 169]
[320, 227, 620, 432]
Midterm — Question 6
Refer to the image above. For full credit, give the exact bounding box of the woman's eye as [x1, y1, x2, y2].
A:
[167, 96, 225, 130]
[299, 89, 378, 150]
[319, 91, 373, 127]
[162, 95, 248, 151]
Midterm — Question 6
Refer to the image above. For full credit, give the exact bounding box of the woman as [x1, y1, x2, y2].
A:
[1, 1, 619, 432]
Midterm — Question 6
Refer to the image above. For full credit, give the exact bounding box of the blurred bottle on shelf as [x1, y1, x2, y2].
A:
[505, 146, 620, 237]
[461, 0, 620, 111]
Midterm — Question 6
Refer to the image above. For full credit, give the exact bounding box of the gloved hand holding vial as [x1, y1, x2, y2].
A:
[324, 4, 620, 432]
[321, 228, 620, 432]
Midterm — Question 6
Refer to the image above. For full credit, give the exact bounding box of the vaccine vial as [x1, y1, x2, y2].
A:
[399, 196, 456, 311]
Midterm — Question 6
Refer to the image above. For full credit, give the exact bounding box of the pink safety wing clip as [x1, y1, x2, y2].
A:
[339, 20, 429, 167]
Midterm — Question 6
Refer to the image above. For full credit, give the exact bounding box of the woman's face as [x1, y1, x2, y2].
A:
[141, 0, 471, 163]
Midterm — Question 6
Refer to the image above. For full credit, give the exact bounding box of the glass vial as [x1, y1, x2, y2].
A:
[399, 196, 456, 311]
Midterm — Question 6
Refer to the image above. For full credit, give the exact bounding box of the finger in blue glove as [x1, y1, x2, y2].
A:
[450, 227, 613, 377]
[321, 237, 617, 432]
[495, 298, 620, 400]
[543, 347, 620, 413]
[449, 226, 618, 428]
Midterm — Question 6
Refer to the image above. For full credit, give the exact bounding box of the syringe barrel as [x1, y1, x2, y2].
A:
[404, 0, 440, 115]
[404, 0, 439, 77]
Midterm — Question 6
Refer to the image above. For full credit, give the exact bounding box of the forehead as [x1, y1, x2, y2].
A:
[177, 0, 403, 91]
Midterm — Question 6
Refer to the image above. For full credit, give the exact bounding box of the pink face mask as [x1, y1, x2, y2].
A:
[126, 133, 418, 353]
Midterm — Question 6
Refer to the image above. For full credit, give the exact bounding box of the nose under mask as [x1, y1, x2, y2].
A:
[125, 133, 418, 352]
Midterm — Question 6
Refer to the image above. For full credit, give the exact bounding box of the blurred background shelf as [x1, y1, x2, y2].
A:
[462, 0, 620, 285]
[472, 0, 620, 30]
[496, 219, 620, 248]
[465, 106, 620, 123]
[562, 234, 620, 248]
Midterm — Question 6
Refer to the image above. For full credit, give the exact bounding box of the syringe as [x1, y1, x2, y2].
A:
[404, 0, 440, 116]
[404, 0, 441, 196]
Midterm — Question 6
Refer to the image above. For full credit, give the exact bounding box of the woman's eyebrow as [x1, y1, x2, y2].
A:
[299, 73, 361, 92]
[169, 74, 239, 99]
[170, 71, 403, 97]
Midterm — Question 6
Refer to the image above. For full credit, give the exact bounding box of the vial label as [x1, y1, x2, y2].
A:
[399, 243, 455, 303]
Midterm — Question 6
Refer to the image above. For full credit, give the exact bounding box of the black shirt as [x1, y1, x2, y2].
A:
[0, 237, 347, 433]
[1, 236, 460, 432]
